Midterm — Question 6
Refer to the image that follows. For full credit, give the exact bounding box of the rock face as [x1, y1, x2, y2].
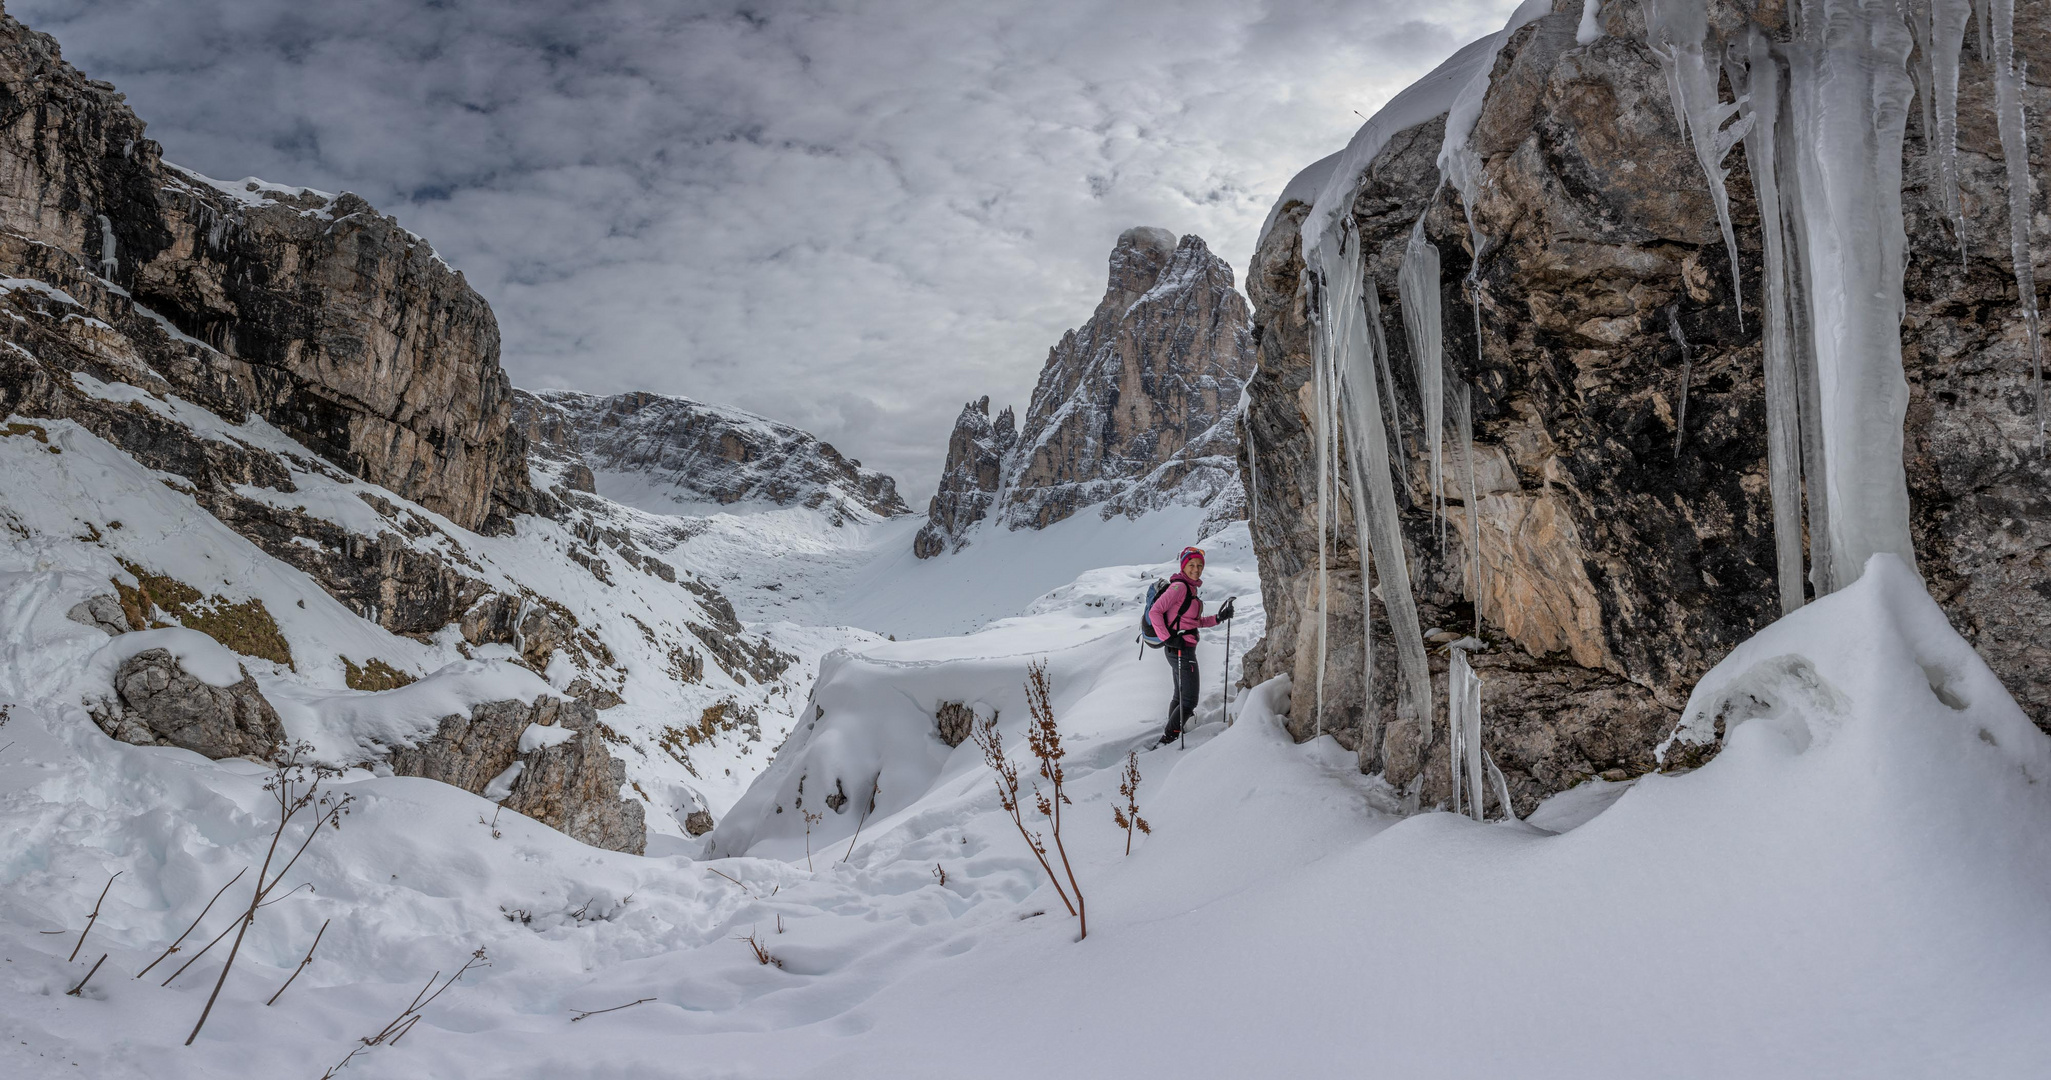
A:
[913, 228, 1255, 556]
[387, 695, 645, 855]
[98, 649, 285, 760]
[1241, 0, 2051, 814]
[520, 389, 909, 524]
[0, 13, 533, 535]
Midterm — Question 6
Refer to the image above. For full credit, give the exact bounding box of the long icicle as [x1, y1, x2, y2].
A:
[1399, 219, 1446, 540]
[1645, 0, 1752, 330]
[1989, 0, 2043, 447]
[1451, 379, 1486, 629]
[1325, 222, 1434, 776]
[1735, 26, 1809, 613]
[1311, 271, 1333, 737]
[1930, 0, 1972, 262]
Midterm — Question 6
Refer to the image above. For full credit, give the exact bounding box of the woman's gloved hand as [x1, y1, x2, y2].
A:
[1217, 599, 1235, 621]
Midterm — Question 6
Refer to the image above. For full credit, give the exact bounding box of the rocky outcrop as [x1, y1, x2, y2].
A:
[521, 389, 909, 524]
[1240, 0, 2051, 814]
[95, 649, 285, 760]
[386, 694, 645, 854]
[0, 11, 533, 535]
[913, 228, 1255, 556]
[913, 397, 1015, 558]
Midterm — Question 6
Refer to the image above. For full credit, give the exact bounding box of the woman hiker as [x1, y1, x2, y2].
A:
[1149, 545, 1234, 745]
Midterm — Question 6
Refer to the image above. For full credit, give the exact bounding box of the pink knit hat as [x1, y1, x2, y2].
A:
[1179, 546, 1204, 572]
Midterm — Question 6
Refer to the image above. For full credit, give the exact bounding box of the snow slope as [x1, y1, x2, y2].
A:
[5, 526, 2049, 1077]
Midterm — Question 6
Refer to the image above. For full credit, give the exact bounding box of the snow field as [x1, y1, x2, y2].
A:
[9, 518, 2050, 1076]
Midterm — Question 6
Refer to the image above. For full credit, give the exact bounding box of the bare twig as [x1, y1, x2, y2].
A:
[161, 913, 239, 987]
[137, 868, 246, 980]
[65, 954, 107, 996]
[802, 809, 823, 871]
[738, 929, 782, 968]
[70, 871, 122, 961]
[265, 918, 329, 1006]
[569, 997, 654, 1022]
[187, 743, 353, 1046]
[320, 948, 488, 1078]
[705, 868, 751, 894]
[840, 777, 880, 863]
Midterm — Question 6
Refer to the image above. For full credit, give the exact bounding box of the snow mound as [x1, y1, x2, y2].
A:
[263, 660, 559, 765]
[81, 628, 246, 691]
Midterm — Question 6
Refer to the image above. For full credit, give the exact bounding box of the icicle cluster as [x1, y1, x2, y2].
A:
[1653, 0, 2038, 600]
[1284, 0, 2037, 807]
[1447, 641, 1484, 821]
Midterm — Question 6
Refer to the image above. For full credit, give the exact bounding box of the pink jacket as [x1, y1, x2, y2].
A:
[1149, 572, 1217, 646]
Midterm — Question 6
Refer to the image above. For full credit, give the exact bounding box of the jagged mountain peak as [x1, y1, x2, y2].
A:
[913, 227, 1252, 557]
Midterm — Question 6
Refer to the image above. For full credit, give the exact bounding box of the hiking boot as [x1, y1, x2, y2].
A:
[1157, 726, 1181, 746]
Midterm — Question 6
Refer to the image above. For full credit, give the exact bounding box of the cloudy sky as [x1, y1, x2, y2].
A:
[15, 0, 1520, 499]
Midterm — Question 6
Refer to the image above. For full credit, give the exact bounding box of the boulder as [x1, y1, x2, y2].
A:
[101, 648, 284, 760]
[385, 694, 645, 854]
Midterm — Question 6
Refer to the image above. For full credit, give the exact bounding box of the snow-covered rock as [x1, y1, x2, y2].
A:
[913, 227, 1255, 557]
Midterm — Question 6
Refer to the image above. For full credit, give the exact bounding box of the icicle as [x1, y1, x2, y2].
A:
[1644, 0, 1752, 330]
[1733, 28, 1809, 614]
[1344, 443, 1380, 765]
[1774, 81, 1836, 598]
[1363, 280, 1410, 486]
[1782, 0, 1918, 581]
[1323, 223, 1434, 763]
[1311, 272, 1333, 737]
[1451, 379, 1485, 630]
[1484, 750, 1517, 822]
[95, 214, 117, 278]
[1930, 0, 1972, 262]
[1665, 305, 1694, 455]
[1448, 641, 1483, 822]
[1975, 0, 1992, 62]
[1989, 0, 2043, 446]
[1399, 219, 1445, 535]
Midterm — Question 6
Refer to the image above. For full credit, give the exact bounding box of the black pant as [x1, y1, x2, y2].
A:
[1162, 644, 1199, 738]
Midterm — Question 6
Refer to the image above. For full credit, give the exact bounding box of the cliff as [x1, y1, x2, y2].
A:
[1240, 0, 2051, 814]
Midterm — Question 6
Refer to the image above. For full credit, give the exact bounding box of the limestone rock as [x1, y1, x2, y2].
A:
[683, 810, 715, 837]
[0, 11, 533, 534]
[1240, 0, 2051, 813]
[914, 228, 1255, 556]
[933, 701, 978, 748]
[385, 695, 645, 854]
[66, 594, 127, 636]
[102, 648, 284, 760]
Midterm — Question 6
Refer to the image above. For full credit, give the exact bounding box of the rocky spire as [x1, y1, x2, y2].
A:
[912, 227, 1254, 557]
[912, 396, 1016, 557]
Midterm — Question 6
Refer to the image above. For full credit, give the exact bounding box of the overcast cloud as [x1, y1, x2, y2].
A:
[13, 0, 1519, 499]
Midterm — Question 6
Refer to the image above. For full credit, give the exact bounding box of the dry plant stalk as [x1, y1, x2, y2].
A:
[71, 871, 121, 961]
[186, 742, 354, 1046]
[570, 997, 654, 1022]
[136, 868, 246, 981]
[739, 929, 783, 968]
[1112, 750, 1152, 855]
[320, 948, 489, 1078]
[802, 810, 823, 871]
[265, 917, 330, 1006]
[1024, 660, 1086, 939]
[65, 953, 107, 996]
[840, 777, 880, 863]
[970, 703, 1075, 918]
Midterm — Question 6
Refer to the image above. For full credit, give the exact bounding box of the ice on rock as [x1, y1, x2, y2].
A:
[1989, 0, 2044, 443]
[1447, 641, 1483, 821]
[1324, 225, 1434, 759]
[1646, 0, 1752, 329]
